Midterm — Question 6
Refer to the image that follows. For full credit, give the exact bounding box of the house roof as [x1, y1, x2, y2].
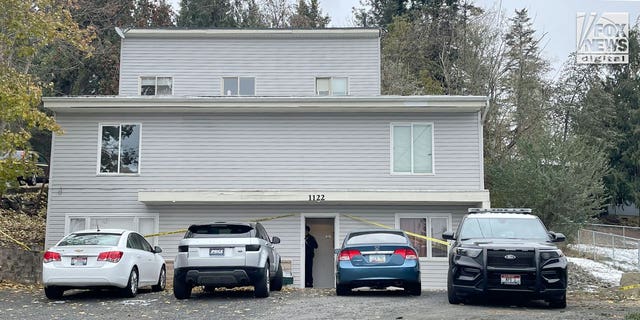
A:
[121, 28, 380, 39]
[42, 95, 488, 114]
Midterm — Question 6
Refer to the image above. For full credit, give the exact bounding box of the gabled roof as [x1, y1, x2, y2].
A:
[43, 95, 488, 114]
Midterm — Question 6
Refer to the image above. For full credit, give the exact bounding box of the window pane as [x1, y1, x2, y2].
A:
[100, 125, 120, 173]
[400, 218, 427, 257]
[156, 77, 172, 95]
[393, 126, 411, 172]
[90, 217, 135, 230]
[430, 218, 448, 257]
[239, 77, 255, 96]
[140, 77, 156, 95]
[139, 218, 155, 236]
[316, 78, 330, 96]
[413, 124, 433, 173]
[223, 77, 238, 96]
[69, 218, 86, 233]
[119, 124, 140, 174]
[332, 78, 347, 95]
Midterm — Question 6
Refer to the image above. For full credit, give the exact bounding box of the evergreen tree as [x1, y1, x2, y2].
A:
[178, 0, 236, 27]
[290, 0, 330, 28]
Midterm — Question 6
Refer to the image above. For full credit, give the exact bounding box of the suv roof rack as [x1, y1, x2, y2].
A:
[468, 208, 532, 214]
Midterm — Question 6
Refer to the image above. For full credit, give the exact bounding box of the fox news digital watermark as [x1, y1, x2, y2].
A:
[577, 12, 629, 64]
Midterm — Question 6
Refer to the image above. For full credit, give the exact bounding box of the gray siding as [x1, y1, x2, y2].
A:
[119, 38, 380, 96]
[47, 112, 482, 190]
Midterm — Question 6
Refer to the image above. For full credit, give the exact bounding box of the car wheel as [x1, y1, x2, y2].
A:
[254, 262, 270, 298]
[447, 271, 461, 304]
[152, 265, 166, 292]
[121, 268, 139, 298]
[405, 282, 422, 296]
[336, 284, 350, 296]
[44, 286, 64, 300]
[173, 273, 192, 299]
[27, 175, 37, 186]
[549, 294, 567, 309]
[270, 262, 283, 291]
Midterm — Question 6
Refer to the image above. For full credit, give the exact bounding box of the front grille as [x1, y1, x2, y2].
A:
[487, 250, 535, 268]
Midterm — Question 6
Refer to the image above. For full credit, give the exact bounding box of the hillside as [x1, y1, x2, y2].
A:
[0, 187, 47, 249]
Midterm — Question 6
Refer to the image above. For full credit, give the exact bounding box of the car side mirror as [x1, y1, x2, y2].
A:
[154, 246, 163, 253]
[550, 232, 566, 243]
[271, 236, 281, 244]
[442, 231, 455, 240]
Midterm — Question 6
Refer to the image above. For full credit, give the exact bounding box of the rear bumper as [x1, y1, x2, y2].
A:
[336, 261, 420, 288]
[42, 263, 129, 288]
[175, 267, 263, 287]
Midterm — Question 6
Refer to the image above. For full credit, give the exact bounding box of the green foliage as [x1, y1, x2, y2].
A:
[290, 0, 330, 28]
[178, 0, 235, 27]
[626, 313, 640, 320]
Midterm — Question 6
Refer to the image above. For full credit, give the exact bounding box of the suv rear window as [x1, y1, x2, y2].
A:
[186, 224, 254, 238]
[347, 231, 408, 245]
[58, 233, 121, 246]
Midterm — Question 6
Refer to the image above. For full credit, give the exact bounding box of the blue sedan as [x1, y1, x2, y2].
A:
[335, 229, 421, 296]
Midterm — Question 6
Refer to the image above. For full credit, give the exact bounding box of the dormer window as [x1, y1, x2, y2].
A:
[140, 76, 172, 95]
[223, 77, 255, 96]
[316, 77, 348, 96]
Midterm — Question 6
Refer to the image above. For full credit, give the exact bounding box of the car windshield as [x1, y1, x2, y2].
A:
[458, 217, 549, 240]
[186, 224, 253, 238]
[346, 231, 407, 245]
[58, 233, 121, 246]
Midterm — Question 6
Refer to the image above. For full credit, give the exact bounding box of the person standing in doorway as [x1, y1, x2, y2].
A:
[305, 225, 318, 288]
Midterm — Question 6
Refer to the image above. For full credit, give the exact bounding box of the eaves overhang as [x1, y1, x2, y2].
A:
[43, 95, 487, 114]
[137, 190, 491, 207]
[123, 28, 380, 39]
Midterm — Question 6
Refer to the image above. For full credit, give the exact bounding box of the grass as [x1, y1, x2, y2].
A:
[626, 313, 640, 320]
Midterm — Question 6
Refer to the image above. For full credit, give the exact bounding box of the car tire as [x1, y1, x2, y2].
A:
[336, 284, 350, 296]
[152, 265, 166, 292]
[270, 262, 283, 291]
[27, 175, 37, 186]
[44, 286, 64, 300]
[173, 273, 193, 300]
[121, 268, 139, 298]
[447, 271, 461, 304]
[405, 282, 422, 296]
[548, 294, 567, 309]
[254, 262, 270, 298]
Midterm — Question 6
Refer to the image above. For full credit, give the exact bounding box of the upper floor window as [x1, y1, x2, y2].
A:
[392, 123, 434, 174]
[397, 214, 450, 259]
[140, 76, 172, 95]
[316, 77, 347, 96]
[99, 123, 141, 174]
[223, 77, 255, 96]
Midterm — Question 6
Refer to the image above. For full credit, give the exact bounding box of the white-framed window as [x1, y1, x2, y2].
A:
[391, 123, 434, 174]
[65, 214, 159, 245]
[316, 77, 348, 96]
[396, 214, 451, 259]
[140, 76, 173, 95]
[223, 77, 255, 96]
[98, 123, 141, 174]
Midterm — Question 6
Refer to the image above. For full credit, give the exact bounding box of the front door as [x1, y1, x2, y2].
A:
[305, 218, 335, 288]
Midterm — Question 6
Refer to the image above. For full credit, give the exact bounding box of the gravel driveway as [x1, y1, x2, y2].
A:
[0, 286, 636, 320]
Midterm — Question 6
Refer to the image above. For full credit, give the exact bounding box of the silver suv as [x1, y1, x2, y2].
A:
[173, 222, 283, 299]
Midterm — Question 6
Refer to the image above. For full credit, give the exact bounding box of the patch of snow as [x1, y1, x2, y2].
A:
[567, 257, 623, 286]
[569, 244, 640, 272]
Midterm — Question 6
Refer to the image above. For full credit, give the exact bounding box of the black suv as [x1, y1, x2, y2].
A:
[443, 208, 567, 308]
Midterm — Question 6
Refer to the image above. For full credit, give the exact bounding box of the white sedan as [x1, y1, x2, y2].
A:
[42, 229, 166, 299]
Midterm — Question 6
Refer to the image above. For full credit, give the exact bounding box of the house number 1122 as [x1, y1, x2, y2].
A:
[308, 194, 325, 202]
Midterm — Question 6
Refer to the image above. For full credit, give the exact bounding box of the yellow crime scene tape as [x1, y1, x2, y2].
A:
[620, 283, 640, 291]
[342, 214, 450, 246]
[0, 228, 34, 252]
[143, 214, 297, 238]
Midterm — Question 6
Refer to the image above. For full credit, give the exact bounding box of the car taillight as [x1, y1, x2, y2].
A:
[178, 245, 189, 252]
[97, 251, 123, 263]
[338, 249, 361, 261]
[394, 248, 418, 260]
[43, 251, 61, 263]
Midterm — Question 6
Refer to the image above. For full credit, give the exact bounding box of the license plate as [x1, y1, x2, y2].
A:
[500, 274, 521, 285]
[71, 256, 87, 266]
[368, 254, 386, 263]
[209, 248, 224, 256]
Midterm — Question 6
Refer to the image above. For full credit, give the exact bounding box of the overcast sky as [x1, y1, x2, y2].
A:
[168, 0, 640, 75]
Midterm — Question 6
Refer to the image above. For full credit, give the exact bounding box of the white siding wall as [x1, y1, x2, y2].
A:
[119, 38, 380, 96]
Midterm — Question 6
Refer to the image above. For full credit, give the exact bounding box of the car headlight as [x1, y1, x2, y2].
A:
[540, 249, 564, 260]
[454, 247, 482, 258]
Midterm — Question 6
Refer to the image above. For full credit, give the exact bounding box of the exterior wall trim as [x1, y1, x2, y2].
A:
[137, 190, 490, 205]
